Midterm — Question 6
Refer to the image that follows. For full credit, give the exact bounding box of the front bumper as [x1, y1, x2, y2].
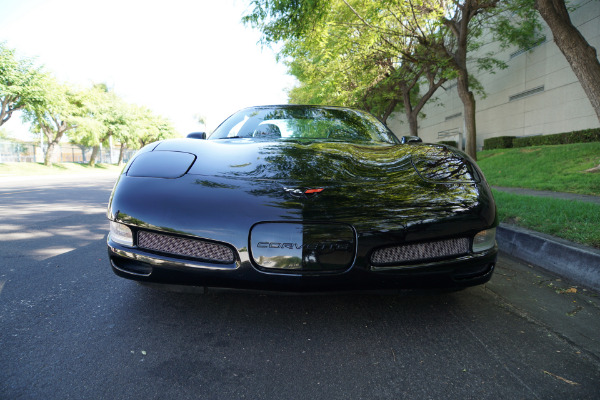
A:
[108, 237, 497, 292]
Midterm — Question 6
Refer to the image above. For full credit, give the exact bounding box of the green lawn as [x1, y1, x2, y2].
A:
[478, 142, 600, 195]
[477, 142, 600, 248]
[0, 162, 124, 177]
[492, 190, 600, 248]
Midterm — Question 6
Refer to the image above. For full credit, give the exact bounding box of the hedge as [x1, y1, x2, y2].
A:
[483, 136, 516, 150]
[513, 128, 600, 147]
[483, 128, 600, 150]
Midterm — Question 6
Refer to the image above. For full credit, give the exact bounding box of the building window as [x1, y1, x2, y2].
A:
[509, 86, 545, 102]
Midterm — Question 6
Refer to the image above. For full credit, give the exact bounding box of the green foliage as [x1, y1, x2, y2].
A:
[60, 84, 179, 156]
[477, 142, 600, 195]
[491, 0, 542, 51]
[128, 105, 179, 148]
[22, 77, 82, 139]
[0, 42, 49, 126]
[483, 136, 516, 150]
[20, 78, 93, 165]
[475, 55, 508, 75]
[251, 0, 454, 131]
[242, 0, 329, 44]
[69, 85, 133, 148]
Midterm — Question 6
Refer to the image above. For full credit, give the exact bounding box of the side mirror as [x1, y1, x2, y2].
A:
[187, 132, 206, 140]
[400, 136, 422, 144]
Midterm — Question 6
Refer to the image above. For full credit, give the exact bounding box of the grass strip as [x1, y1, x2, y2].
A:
[478, 142, 600, 196]
[493, 189, 600, 249]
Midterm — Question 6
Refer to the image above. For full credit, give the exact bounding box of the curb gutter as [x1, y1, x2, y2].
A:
[497, 223, 600, 292]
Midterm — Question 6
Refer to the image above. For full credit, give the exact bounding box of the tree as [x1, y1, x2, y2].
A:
[336, 0, 454, 132]
[133, 107, 179, 148]
[433, 1, 498, 159]
[106, 105, 179, 165]
[68, 86, 179, 166]
[22, 78, 84, 166]
[0, 42, 48, 127]
[248, 0, 453, 134]
[245, 0, 539, 160]
[533, 0, 600, 124]
[69, 84, 134, 167]
[429, 0, 540, 159]
[286, 31, 450, 132]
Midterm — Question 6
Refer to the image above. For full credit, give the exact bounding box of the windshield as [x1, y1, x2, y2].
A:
[209, 106, 399, 144]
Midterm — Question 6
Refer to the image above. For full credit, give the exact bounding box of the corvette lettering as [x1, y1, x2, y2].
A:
[257, 241, 352, 251]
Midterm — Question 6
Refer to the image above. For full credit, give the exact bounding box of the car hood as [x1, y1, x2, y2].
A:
[154, 138, 480, 185]
[111, 138, 495, 244]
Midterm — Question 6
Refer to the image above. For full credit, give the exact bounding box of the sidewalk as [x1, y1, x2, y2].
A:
[493, 186, 600, 204]
[0, 171, 120, 184]
[492, 186, 600, 292]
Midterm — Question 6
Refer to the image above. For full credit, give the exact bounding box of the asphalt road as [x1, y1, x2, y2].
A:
[1, 174, 599, 400]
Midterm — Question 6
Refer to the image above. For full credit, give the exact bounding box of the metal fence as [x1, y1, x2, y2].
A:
[0, 140, 136, 164]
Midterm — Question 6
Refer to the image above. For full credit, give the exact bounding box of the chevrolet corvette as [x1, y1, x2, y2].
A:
[107, 105, 497, 291]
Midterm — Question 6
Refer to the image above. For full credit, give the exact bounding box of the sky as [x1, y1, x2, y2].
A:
[0, 0, 297, 139]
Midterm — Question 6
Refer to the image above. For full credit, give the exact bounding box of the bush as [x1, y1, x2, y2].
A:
[482, 128, 600, 149]
[513, 128, 600, 147]
[568, 128, 600, 143]
[438, 140, 458, 147]
[483, 136, 516, 150]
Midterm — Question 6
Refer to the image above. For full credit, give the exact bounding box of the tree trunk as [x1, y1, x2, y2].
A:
[535, 0, 600, 123]
[42, 123, 68, 166]
[0, 97, 23, 126]
[447, 0, 479, 161]
[77, 145, 87, 163]
[402, 71, 447, 138]
[118, 143, 126, 165]
[463, 94, 477, 159]
[401, 85, 419, 136]
[89, 145, 99, 168]
[381, 99, 398, 124]
[0, 98, 10, 126]
[406, 111, 419, 136]
[44, 141, 57, 166]
[457, 72, 478, 160]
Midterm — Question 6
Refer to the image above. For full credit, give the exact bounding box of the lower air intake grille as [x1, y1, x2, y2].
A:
[138, 231, 235, 263]
[371, 238, 470, 265]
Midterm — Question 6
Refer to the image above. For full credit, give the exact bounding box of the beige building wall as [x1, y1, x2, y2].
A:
[387, 0, 600, 150]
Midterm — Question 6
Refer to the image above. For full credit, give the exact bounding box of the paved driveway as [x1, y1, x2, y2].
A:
[1, 175, 599, 399]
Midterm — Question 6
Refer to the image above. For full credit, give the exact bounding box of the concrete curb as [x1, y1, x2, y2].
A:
[497, 224, 600, 292]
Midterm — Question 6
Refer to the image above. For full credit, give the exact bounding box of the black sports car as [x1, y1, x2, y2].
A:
[107, 105, 497, 291]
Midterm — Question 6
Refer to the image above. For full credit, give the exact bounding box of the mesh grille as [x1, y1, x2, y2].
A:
[138, 231, 235, 263]
[371, 238, 470, 265]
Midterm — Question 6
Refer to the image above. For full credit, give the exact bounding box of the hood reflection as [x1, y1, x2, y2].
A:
[110, 139, 495, 251]
[181, 140, 489, 233]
